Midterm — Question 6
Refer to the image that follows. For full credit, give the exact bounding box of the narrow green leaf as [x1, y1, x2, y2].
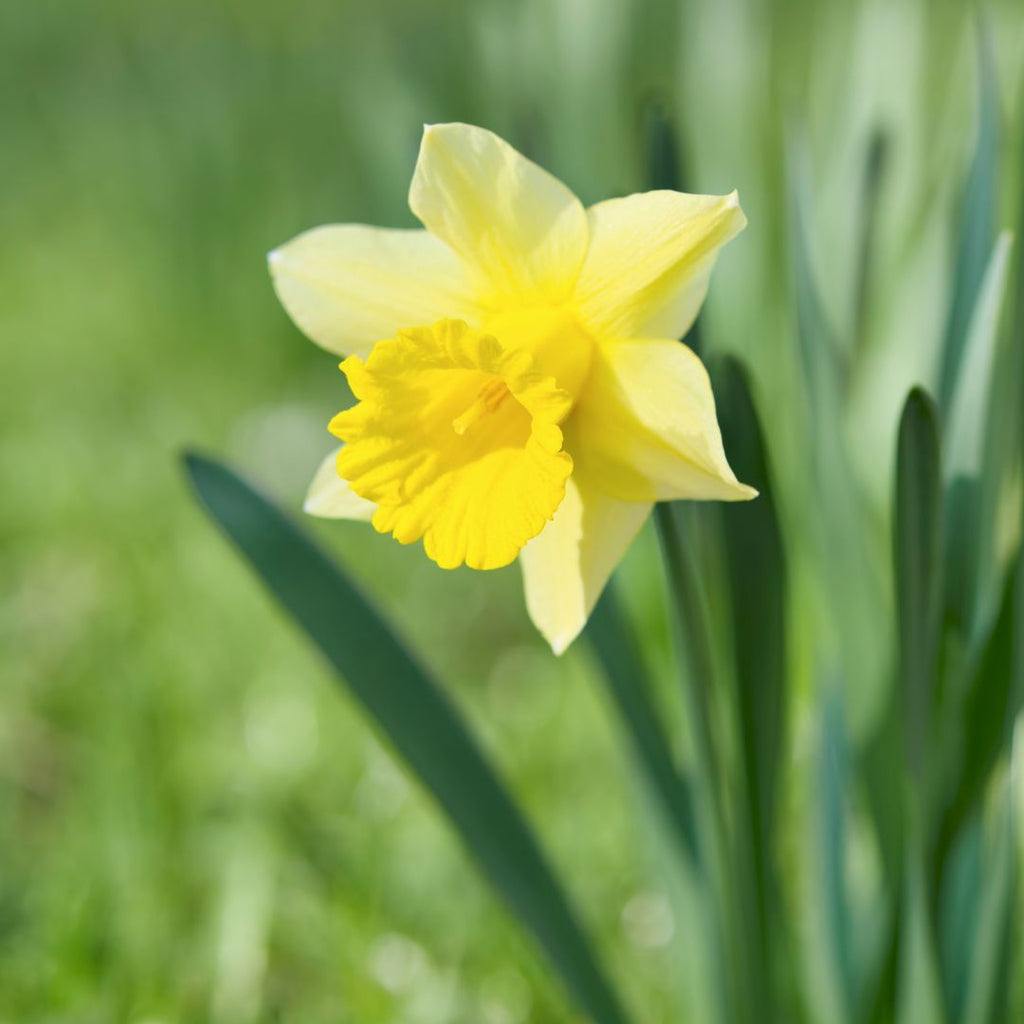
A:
[644, 99, 681, 194]
[962, 780, 1016, 1024]
[788, 129, 884, 726]
[939, 25, 999, 409]
[654, 503, 743, 1024]
[896, 837, 948, 1024]
[939, 539, 1024, 856]
[788, 133, 848, 404]
[944, 233, 1012, 483]
[819, 686, 856, 1022]
[862, 709, 906, 866]
[859, 683, 906, 996]
[938, 818, 982, 1019]
[712, 357, 787, 985]
[183, 453, 630, 1024]
[586, 586, 699, 865]
[943, 232, 1013, 643]
[654, 504, 721, 796]
[854, 130, 889, 355]
[893, 388, 942, 786]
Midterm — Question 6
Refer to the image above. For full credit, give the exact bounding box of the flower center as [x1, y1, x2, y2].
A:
[452, 377, 512, 436]
[329, 319, 573, 571]
[481, 307, 596, 401]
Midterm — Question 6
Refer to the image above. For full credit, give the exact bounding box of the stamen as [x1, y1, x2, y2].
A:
[452, 378, 510, 436]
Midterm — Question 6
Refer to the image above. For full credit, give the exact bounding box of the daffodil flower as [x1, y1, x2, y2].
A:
[270, 123, 755, 653]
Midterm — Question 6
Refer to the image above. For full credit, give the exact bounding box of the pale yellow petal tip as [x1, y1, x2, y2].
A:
[726, 190, 748, 231]
[418, 122, 459, 152]
[531, 619, 580, 657]
[418, 122, 506, 160]
[303, 449, 377, 521]
[422, 121, 469, 138]
[302, 495, 327, 516]
[720, 475, 759, 501]
[549, 632, 576, 657]
[303, 487, 375, 521]
[530, 598, 588, 657]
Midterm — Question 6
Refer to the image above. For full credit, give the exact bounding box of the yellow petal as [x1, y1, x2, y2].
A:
[519, 469, 651, 655]
[268, 225, 481, 357]
[330, 320, 573, 571]
[303, 447, 376, 521]
[567, 338, 757, 503]
[573, 190, 746, 340]
[409, 123, 589, 306]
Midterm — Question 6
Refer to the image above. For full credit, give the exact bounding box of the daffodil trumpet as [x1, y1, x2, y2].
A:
[270, 123, 755, 653]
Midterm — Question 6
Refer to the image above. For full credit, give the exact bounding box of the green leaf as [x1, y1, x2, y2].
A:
[939, 540, 1024, 857]
[787, 129, 884, 729]
[712, 357, 787, 975]
[944, 233, 1012, 483]
[943, 232, 1013, 644]
[939, 24, 999, 410]
[896, 838, 947, 1024]
[183, 454, 630, 1024]
[819, 686, 856, 1022]
[854, 130, 889, 355]
[653, 502, 742, 1023]
[788, 132, 848, 404]
[893, 388, 942, 786]
[938, 817, 982, 1019]
[586, 586, 699, 865]
[962, 776, 1017, 1024]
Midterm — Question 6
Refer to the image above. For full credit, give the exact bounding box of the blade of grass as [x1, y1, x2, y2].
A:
[183, 453, 630, 1024]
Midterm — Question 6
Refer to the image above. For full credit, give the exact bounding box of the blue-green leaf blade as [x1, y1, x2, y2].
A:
[938, 23, 999, 409]
[714, 357, 786, 872]
[896, 840, 948, 1024]
[183, 453, 629, 1024]
[962, 781, 1017, 1024]
[586, 586, 699, 866]
[893, 387, 942, 785]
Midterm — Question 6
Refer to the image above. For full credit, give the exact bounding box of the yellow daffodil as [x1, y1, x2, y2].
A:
[270, 123, 755, 653]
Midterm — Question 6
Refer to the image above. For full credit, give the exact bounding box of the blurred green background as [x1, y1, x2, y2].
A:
[2, 0, 1023, 1021]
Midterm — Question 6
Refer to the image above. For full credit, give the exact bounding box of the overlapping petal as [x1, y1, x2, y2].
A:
[303, 447, 376, 520]
[519, 469, 651, 655]
[409, 123, 589, 307]
[567, 338, 757, 503]
[573, 190, 746, 340]
[269, 225, 482, 358]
